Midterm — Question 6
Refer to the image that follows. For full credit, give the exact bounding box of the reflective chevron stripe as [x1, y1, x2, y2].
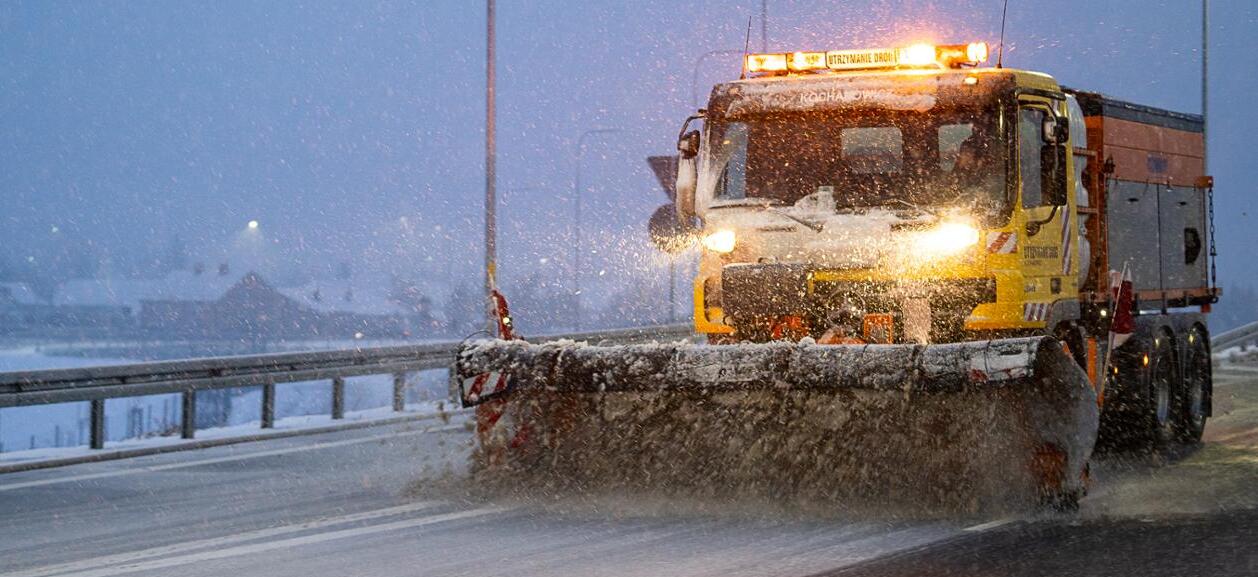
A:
[462, 371, 509, 404]
[1060, 210, 1073, 275]
[1023, 302, 1050, 322]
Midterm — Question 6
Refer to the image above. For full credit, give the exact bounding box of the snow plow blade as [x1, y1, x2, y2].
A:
[455, 337, 1099, 511]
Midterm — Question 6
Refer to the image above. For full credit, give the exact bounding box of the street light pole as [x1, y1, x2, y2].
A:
[572, 128, 621, 330]
[1202, 0, 1209, 173]
[484, 0, 497, 333]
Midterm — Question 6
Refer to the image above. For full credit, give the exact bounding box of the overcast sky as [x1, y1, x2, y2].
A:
[2, 1, 1256, 300]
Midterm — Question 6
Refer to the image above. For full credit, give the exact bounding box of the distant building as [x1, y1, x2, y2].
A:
[0, 282, 42, 308]
[279, 275, 446, 338]
[140, 272, 301, 341]
[3, 270, 447, 341]
[0, 281, 131, 338]
[140, 272, 443, 340]
[55, 270, 238, 312]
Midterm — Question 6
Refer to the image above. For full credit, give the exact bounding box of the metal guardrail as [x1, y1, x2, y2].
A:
[0, 324, 694, 451]
[1211, 321, 1258, 352]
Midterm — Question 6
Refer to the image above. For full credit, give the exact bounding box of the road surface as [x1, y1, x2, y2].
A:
[0, 417, 972, 577]
[837, 362, 1258, 576]
[0, 364, 1255, 577]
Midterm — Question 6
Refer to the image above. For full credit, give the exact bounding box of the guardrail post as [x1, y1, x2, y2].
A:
[261, 384, 276, 429]
[89, 399, 106, 450]
[331, 377, 345, 420]
[181, 390, 196, 439]
[392, 373, 406, 412]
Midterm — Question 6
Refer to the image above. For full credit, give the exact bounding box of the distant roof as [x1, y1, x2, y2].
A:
[54, 271, 239, 310]
[279, 276, 450, 318]
[53, 271, 452, 319]
[0, 282, 44, 306]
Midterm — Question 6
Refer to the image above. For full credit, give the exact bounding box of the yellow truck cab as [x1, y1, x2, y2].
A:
[675, 43, 1088, 344]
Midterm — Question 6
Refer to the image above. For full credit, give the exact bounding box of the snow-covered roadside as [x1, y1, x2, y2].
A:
[0, 348, 454, 454]
[0, 346, 131, 371]
[1215, 345, 1258, 365]
[0, 400, 467, 467]
[1, 348, 134, 453]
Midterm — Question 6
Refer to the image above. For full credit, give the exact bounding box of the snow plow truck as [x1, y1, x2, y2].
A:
[455, 41, 1219, 510]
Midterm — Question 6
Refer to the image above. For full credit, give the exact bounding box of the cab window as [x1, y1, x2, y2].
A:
[1018, 108, 1046, 208]
[938, 123, 973, 171]
[1018, 105, 1067, 208]
[841, 127, 903, 174]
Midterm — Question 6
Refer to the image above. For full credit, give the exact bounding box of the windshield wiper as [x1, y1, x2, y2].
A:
[888, 199, 939, 217]
[763, 206, 825, 233]
[715, 197, 825, 232]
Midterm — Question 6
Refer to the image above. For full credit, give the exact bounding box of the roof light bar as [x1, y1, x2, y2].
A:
[744, 41, 990, 76]
[966, 42, 989, 63]
[899, 43, 938, 66]
[745, 53, 788, 73]
[788, 51, 827, 71]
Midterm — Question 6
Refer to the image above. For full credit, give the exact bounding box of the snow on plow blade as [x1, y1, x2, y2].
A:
[455, 337, 1099, 511]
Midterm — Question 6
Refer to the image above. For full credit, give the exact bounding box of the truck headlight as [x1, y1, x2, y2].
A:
[913, 221, 979, 257]
[701, 229, 737, 253]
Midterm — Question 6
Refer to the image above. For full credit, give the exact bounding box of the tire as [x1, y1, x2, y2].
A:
[1146, 332, 1179, 454]
[1178, 327, 1210, 444]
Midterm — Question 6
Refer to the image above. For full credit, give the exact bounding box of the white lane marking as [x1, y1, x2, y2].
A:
[54, 505, 511, 577]
[0, 422, 466, 492]
[963, 518, 1017, 532]
[5, 501, 445, 577]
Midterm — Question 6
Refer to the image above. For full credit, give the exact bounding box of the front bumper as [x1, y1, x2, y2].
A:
[713, 263, 996, 341]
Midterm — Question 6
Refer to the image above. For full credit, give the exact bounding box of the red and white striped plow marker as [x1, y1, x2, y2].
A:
[986, 231, 1018, 254]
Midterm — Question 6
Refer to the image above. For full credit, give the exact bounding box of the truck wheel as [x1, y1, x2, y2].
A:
[1178, 327, 1210, 444]
[1146, 334, 1179, 454]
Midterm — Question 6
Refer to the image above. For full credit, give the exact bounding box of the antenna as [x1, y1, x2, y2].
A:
[740, 16, 752, 79]
[997, 0, 1010, 68]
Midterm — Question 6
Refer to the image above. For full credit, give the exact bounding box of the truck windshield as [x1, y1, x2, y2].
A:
[708, 106, 1008, 217]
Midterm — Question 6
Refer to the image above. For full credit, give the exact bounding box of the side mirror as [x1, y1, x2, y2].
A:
[676, 111, 704, 160]
[647, 204, 697, 253]
[674, 112, 704, 220]
[678, 130, 700, 159]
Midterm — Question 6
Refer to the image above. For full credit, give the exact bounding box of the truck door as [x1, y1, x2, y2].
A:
[1017, 99, 1072, 320]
